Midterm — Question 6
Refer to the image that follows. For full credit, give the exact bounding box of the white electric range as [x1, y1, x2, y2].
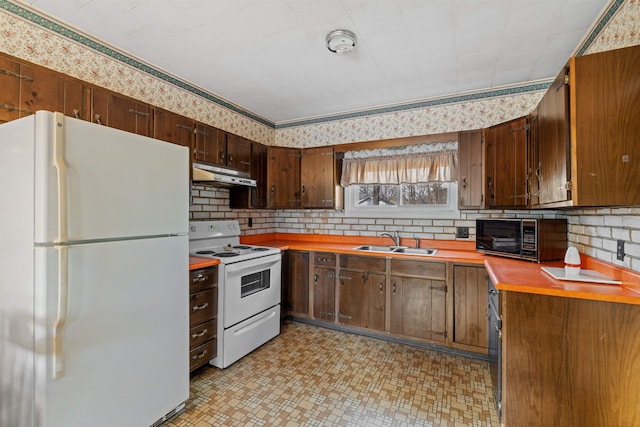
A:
[189, 220, 281, 368]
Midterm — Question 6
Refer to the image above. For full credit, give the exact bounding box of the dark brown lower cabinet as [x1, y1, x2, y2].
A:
[502, 291, 640, 426]
[452, 265, 488, 351]
[282, 251, 309, 318]
[338, 270, 385, 331]
[189, 267, 217, 372]
[313, 267, 335, 322]
[390, 276, 447, 342]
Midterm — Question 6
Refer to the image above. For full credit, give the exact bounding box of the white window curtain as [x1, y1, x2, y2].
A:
[340, 142, 458, 186]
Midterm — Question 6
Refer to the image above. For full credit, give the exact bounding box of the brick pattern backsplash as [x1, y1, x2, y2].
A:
[190, 185, 640, 272]
[190, 185, 277, 235]
[562, 207, 640, 272]
[273, 209, 561, 241]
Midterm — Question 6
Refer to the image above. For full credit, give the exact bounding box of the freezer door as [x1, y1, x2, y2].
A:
[33, 111, 189, 244]
[35, 236, 189, 427]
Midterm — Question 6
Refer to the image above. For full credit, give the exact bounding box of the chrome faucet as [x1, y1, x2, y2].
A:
[381, 231, 401, 247]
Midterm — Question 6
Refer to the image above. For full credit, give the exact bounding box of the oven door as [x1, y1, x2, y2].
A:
[222, 253, 281, 328]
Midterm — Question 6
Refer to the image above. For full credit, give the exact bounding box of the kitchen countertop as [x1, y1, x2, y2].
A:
[485, 256, 640, 305]
[241, 233, 485, 265]
[189, 256, 219, 270]
[241, 232, 640, 305]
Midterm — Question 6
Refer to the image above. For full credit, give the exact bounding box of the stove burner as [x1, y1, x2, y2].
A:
[195, 250, 216, 255]
[214, 252, 240, 258]
[233, 245, 251, 250]
[251, 247, 269, 252]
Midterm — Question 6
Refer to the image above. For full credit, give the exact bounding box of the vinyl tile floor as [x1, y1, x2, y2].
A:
[165, 321, 499, 427]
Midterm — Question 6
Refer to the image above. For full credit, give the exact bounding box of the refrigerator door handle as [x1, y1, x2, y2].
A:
[53, 112, 68, 243]
[52, 245, 69, 379]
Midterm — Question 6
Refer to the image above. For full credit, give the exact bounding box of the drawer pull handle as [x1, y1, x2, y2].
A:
[192, 274, 207, 283]
[191, 329, 208, 339]
[192, 349, 208, 360]
[192, 303, 209, 312]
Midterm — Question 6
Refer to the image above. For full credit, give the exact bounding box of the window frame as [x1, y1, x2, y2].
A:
[343, 182, 459, 219]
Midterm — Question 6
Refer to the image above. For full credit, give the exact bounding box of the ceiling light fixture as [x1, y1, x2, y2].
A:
[326, 29, 357, 54]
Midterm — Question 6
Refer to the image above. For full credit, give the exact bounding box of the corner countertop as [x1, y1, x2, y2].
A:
[485, 256, 640, 305]
[189, 256, 219, 270]
[241, 232, 640, 305]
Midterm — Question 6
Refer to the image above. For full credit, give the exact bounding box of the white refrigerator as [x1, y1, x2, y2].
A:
[0, 111, 190, 427]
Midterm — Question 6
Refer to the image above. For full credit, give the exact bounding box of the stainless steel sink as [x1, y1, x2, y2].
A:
[392, 247, 438, 256]
[352, 245, 407, 253]
[352, 245, 438, 256]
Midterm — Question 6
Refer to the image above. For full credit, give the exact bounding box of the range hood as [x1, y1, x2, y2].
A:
[192, 162, 256, 187]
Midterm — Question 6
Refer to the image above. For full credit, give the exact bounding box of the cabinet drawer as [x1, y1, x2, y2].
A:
[313, 252, 336, 267]
[340, 255, 385, 272]
[189, 319, 216, 349]
[189, 340, 216, 371]
[390, 259, 446, 279]
[190, 267, 217, 293]
[189, 288, 217, 327]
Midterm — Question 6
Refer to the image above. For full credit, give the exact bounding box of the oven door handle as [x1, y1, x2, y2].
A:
[225, 255, 281, 274]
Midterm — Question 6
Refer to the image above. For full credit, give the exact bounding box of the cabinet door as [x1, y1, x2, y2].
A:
[458, 130, 484, 209]
[301, 146, 335, 208]
[62, 78, 90, 121]
[367, 272, 386, 332]
[338, 270, 385, 331]
[485, 116, 529, 208]
[268, 146, 301, 208]
[313, 267, 335, 322]
[571, 46, 640, 206]
[91, 87, 152, 136]
[282, 251, 309, 317]
[390, 276, 447, 341]
[194, 123, 226, 164]
[0, 56, 22, 123]
[338, 270, 368, 328]
[20, 63, 64, 118]
[228, 142, 268, 209]
[226, 133, 252, 173]
[453, 266, 488, 350]
[153, 108, 195, 147]
[536, 67, 571, 206]
[250, 143, 268, 208]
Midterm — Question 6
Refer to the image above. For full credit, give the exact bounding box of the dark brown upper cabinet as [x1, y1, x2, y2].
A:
[485, 116, 529, 208]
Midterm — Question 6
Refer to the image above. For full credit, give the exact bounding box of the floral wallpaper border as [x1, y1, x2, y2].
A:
[1, 0, 629, 134]
[0, 0, 273, 128]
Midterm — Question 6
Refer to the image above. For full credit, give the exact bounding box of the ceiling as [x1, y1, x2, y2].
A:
[22, 0, 611, 124]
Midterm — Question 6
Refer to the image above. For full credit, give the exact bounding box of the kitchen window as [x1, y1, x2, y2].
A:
[344, 182, 458, 218]
[341, 142, 459, 218]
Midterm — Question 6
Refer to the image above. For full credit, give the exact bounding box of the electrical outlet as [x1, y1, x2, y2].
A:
[617, 240, 625, 261]
[248, 217, 253, 227]
[456, 227, 470, 239]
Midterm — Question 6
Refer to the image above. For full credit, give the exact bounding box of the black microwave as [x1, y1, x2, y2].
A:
[475, 218, 567, 262]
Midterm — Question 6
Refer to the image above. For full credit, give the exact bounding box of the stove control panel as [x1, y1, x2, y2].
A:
[189, 220, 241, 239]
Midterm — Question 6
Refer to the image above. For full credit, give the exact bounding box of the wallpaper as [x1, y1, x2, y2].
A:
[0, 2, 276, 145]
